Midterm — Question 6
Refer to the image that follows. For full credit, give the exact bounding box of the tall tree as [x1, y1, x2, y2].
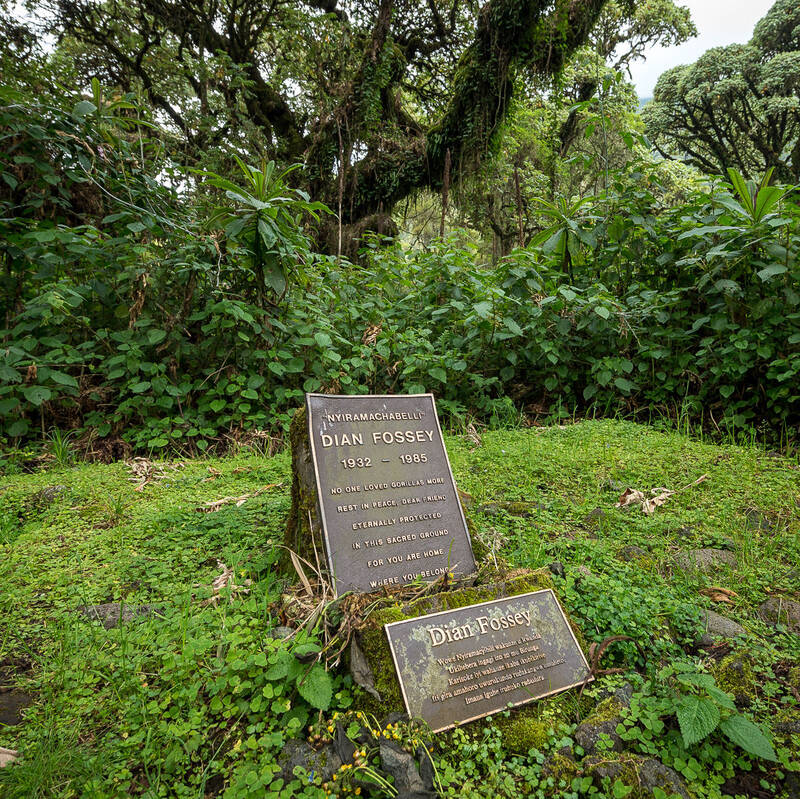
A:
[48, 0, 622, 246]
[643, 0, 800, 182]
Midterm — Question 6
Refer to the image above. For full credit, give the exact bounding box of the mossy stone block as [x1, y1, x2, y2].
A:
[351, 567, 589, 728]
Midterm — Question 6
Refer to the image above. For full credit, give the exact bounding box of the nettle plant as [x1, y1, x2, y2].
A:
[621, 662, 777, 763]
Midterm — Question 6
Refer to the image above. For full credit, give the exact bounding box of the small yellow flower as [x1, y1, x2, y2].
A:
[355, 789, 361, 796]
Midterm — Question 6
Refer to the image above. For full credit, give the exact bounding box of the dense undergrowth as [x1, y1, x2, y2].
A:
[2, 87, 799, 455]
[1, 421, 799, 797]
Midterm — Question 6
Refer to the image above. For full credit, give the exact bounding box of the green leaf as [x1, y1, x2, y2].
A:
[707, 686, 737, 710]
[594, 305, 611, 320]
[209, 399, 226, 413]
[7, 419, 29, 437]
[265, 651, 293, 680]
[0, 398, 19, 415]
[148, 329, 167, 345]
[49, 370, 79, 388]
[428, 367, 447, 383]
[504, 318, 523, 336]
[314, 332, 332, 348]
[262, 253, 287, 295]
[130, 382, 151, 394]
[72, 100, 97, 117]
[719, 714, 777, 761]
[676, 695, 720, 747]
[23, 385, 52, 406]
[296, 663, 332, 710]
[756, 264, 787, 282]
[0, 366, 22, 383]
[242, 389, 259, 400]
[614, 377, 634, 393]
[473, 301, 492, 319]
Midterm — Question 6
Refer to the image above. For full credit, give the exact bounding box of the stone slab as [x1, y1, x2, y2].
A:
[384, 588, 591, 733]
[306, 393, 476, 596]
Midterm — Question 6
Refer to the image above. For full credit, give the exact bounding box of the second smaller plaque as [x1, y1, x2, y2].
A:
[385, 590, 590, 733]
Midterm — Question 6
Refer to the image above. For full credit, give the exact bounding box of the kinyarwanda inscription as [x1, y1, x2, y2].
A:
[306, 393, 476, 596]
[384, 590, 591, 733]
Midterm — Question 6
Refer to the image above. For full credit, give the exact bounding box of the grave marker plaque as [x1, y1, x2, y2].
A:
[384, 590, 591, 733]
[306, 393, 476, 596]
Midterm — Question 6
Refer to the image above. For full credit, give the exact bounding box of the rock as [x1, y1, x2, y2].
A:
[279, 739, 342, 785]
[541, 751, 578, 783]
[712, 653, 756, 706]
[415, 744, 437, 792]
[79, 603, 160, 629]
[0, 689, 33, 726]
[582, 507, 606, 525]
[266, 625, 295, 640]
[574, 716, 623, 755]
[759, 596, 800, 634]
[576, 565, 594, 579]
[775, 718, 800, 736]
[617, 545, 647, 562]
[501, 501, 542, 518]
[0, 747, 18, 768]
[583, 754, 691, 799]
[697, 609, 746, 646]
[333, 721, 356, 764]
[349, 637, 381, 701]
[33, 485, 67, 506]
[379, 739, 427, 795]
[548, 561, 565, 578]
[593, 681, 634, 708]
[674, 548, 737, 573]
[574, 696, 626, 755]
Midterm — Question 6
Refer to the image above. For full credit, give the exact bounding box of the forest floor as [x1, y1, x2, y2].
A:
[1, 420, 799, 798]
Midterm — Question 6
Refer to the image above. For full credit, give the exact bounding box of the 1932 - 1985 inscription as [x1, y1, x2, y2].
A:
[306, 393, 476, 596]
[385, 590, 591, 733]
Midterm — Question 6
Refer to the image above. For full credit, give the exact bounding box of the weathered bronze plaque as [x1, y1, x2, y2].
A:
[306, 393, 476, 596]
[384, 590, 591, 733]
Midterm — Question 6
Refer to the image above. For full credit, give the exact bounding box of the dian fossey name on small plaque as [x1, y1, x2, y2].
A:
[306, 393, 476, 596]
[384, 590, 591, 733]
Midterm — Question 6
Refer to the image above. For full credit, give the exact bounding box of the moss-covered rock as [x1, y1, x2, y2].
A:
[582, 754, 692, 799]
[350, 566, 589, 719]
[284, 405, 321, 568]
[711, 652, 757, 706]
[574, 696, 625, 754]
[494, 715, 551, 753]
[541, 751, 580, 785]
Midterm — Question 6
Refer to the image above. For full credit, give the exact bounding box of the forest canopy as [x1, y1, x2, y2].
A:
[0, 0, 799, 455]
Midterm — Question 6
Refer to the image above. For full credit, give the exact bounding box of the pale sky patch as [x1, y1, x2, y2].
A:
[630, 0, 776, 97]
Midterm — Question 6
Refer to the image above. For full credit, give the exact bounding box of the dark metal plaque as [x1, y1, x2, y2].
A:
[306, 393, 476, 596]
[385, 590, 591, 733]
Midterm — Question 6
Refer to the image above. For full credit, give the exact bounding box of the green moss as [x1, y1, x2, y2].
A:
[495, 714, 551, 753]
[542, 752, 579, 784]
[585, 696, 625, 724]
[284, 405, 322, 569]
[712, 652, 757, 704]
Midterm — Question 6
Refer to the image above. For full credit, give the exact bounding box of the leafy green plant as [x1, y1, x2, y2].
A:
[201, 158, 330, 299]
[656, 662, 777, 761]
[46, 427, 76, 468]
